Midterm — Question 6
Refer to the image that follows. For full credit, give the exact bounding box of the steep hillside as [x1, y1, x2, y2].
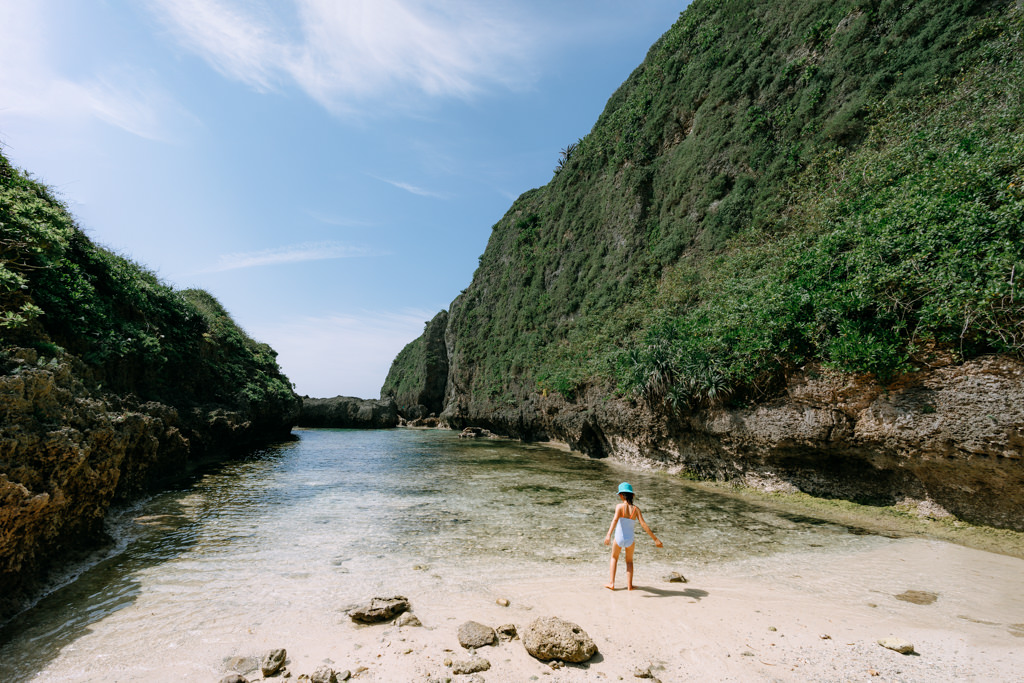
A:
[0, 151, 300, 619]
[381, 310, 449, 418]
[387, 0, 1024, 529]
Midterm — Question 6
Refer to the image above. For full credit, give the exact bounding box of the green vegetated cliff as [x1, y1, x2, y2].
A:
[387, 0, 1024, 529]
[0, 150, 300, 618]
[381, 310, 449, 419]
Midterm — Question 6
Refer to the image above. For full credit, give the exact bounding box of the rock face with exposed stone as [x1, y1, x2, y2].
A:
[0, 348, 300, 624]
[297, 396, 398, 429]
[521, 617, 598, 663]
[440, 353, 1024, 531]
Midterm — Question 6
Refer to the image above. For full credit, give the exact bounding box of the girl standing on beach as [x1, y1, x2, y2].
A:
[603, 482, 662, 590]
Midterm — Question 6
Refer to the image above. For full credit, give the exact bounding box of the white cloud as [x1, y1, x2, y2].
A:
[249, 308, 438, 399]
[145, 0, 285, 91]
[0, 4, 191, 141]
[148, 0, 535, 114]
[369, 174, 450, 199]
[208, 241, 371, 272]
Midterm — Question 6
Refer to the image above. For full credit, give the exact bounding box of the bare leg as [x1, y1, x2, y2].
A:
[625, 544, 635, 590]
[605, 543, 621, 589]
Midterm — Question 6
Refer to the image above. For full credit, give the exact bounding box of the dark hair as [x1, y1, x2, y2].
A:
[621, 492, 634, 505]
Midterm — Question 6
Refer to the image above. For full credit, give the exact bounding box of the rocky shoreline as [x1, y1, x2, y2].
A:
[0, 348, 299, 623]
[436, 353, 1024, 533]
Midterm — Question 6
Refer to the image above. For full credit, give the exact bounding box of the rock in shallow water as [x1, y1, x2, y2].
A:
[895, 590, 938, 605]
[522, 617, 597, 663]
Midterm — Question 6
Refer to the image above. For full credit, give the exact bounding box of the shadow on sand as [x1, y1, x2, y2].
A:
[633, 586, 709, 600]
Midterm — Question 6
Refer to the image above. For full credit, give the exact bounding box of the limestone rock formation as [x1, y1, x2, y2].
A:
[297, 396, 398, 429]
[441, 355, 1024, 531]
[521, 617, 598, 663]
[0, 348, 298, 622]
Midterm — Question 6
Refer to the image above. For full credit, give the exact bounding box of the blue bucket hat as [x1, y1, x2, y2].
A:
[617, 482, 634, 494]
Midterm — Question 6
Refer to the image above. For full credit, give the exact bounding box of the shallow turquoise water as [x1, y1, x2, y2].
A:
[0, 428, 885, 680]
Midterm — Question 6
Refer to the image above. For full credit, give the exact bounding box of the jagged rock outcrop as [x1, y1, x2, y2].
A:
[441, 353, 1024, 531]
[297, 396, 398, 429]
[0, 348, 299, 621]
[380, 311, 449, 419]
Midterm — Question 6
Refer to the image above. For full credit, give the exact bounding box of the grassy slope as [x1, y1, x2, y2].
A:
[444, 0, 1023, 412]
[0, 152, 298, 419]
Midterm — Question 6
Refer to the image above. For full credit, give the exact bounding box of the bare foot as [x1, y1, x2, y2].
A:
[627, 585, 635, 591]
[604, 583, 616, 590]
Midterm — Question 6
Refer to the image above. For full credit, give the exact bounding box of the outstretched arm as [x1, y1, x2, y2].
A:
[637, 510, 663, 547]
[604, 506, 622, 545]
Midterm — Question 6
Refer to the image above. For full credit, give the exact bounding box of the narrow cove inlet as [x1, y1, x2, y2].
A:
[1, 429, 1021, 681]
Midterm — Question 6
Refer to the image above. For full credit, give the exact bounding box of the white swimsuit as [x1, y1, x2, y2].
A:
[614, 509, 638, 548]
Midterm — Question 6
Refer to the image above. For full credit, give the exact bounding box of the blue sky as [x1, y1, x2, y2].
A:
[0, 1, 687, 399]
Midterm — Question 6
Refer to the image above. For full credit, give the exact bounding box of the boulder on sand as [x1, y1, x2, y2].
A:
[260, 648, 287, 676]
[458, 620, 497, 649]
[348, 596, 410, 623]
[522, 617, 598, 663]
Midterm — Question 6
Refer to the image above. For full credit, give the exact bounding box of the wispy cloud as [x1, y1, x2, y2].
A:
[0, 4, 192, 141]
[369, 174, 450, 199]
[208, 241, 371, 272]
[147, 0, 536, 115]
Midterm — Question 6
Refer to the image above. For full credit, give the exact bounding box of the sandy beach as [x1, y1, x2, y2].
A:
[214, 537, 1023, 682]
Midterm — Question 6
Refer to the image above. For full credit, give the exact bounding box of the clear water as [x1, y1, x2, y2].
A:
[0, 428, 889, 681]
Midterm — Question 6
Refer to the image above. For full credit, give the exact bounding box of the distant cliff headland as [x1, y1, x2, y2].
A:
[383, 0, 1024, 530]
[0, 152, 300, 620]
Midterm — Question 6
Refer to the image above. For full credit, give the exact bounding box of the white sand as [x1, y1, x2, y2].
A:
[230, 537, 1023, 682]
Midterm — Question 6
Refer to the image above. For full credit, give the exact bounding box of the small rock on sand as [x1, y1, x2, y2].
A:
[224, 656, 259, 675]
[496, 623, 519, 641]
[496, 598, 510, 607]
[451, 657, 491, 674]
[458, 621, 497, 649]
[664, 572, 688, 583]
[310, 665, 337, 683]
[220, 675, 248, 683]
[261, 649, 287, 677]
[878, 636, 916, 654]
[397, 612, 423, 627]
[348, 596, 410, 624]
